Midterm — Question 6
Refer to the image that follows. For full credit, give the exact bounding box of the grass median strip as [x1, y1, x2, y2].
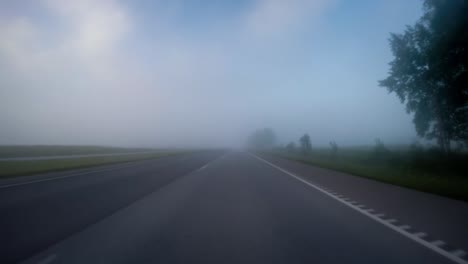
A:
[0, 145, 157, 159]
[0, 152, 183, 178]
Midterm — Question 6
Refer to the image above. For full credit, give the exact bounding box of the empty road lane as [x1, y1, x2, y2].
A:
[0, 151, 224, 263]
[13, 151, 465, 264]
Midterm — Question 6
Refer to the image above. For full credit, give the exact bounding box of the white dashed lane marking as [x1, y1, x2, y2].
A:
[433, 240, 447, 247]
[414, 232, 428, 238]
[198, 164, 209, 171]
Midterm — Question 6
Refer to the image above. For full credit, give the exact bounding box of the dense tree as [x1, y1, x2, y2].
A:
[379, 0, 468, 152]
[299, 134, 312, 154]
[247, 128, 276, 149]
[286, 142, 297, 153]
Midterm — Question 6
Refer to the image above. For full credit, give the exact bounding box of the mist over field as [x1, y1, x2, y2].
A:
[0, 0, 423, 148]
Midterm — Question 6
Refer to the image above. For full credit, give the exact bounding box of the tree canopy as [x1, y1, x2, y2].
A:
[247, 128, 276, 149]
[379, 0, 468, 152]
[299, 133, 312, 154]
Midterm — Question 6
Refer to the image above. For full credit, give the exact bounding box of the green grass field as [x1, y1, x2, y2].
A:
[0, 146, 186, 178]
[270, 146, 468, 201]
[0, 145, 155, 158]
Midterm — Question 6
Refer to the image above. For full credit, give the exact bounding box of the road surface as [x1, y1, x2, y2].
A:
[0, 151, 467, 263]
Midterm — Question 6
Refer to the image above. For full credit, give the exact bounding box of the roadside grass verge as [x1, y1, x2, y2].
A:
[269, 149, 468, 202]
[0, 145, 159, 159]
[0, 151, 185, 178]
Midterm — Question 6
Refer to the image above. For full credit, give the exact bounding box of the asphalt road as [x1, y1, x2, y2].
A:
[0, 151, 467, 264]
[0, 151, 223, 263]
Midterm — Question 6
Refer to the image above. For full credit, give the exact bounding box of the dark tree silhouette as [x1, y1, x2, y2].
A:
[329, 141, 338, 158]
[299, 134, 312, 155]
[286, 142, 296, 153]
[379, 0, 468, 152]
[247, 128, 276, 149]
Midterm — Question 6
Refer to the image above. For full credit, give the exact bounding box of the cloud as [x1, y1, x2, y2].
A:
[0, 0, 417, 147]
[243, 0, 333, 38]
[45, 0, 129, 57]
[44, 0, 131, 83]
[0, 0, 143, 144]
[0, 0, 131, 81]
[0, 16, 49, 74]
[0, 0, 238, 146]
[0, 0, 356, 147]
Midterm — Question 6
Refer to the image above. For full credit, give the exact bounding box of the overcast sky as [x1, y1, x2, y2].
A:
[0, 0, 423, 148]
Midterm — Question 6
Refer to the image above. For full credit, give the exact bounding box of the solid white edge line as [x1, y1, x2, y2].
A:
[249, 153, 468, 264]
